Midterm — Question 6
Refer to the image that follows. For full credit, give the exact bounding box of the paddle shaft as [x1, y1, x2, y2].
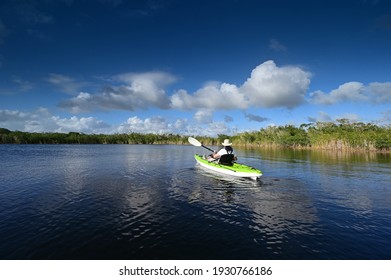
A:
[201, 144, 215, 153]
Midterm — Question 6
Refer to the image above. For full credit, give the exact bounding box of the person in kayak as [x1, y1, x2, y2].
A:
[208, 139, 237, 162]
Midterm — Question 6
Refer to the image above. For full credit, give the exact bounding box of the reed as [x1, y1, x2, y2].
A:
[1, 120, 390, 152]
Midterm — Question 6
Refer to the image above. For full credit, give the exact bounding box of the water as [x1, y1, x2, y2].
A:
[0, 144, 390, 259]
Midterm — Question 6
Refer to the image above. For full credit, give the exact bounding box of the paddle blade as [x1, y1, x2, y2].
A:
[188, 137, 201, 147]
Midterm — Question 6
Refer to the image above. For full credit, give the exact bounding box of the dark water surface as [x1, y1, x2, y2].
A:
[1, 144, 390, 259]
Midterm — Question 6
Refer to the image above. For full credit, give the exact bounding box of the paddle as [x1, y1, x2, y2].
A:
[188, 137, 215, 153]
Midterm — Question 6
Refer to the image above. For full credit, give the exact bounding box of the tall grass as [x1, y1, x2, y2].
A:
[1, 120, 390, 151]
[229, 121, 391, 152]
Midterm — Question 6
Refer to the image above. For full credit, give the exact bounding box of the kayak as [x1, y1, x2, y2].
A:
[194, 154, 262, 180]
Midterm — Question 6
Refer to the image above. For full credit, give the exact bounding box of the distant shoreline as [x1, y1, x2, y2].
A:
[1, 121, 390, 153]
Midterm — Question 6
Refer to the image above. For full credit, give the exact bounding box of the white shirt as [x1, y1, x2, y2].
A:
[216, 148, 229, 156]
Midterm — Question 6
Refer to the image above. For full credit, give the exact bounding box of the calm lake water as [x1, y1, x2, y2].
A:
[0, 144, 390, 260]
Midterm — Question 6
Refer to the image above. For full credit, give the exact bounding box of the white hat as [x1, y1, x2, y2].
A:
[222, 139, 232, 146]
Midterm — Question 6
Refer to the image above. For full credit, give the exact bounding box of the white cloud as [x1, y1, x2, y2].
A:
[117, 116, 172, 134]
[170, 82, 247, 110]
[185, 121, 235, 137]
[241, 61, 310, 108]
[368, 82, 391, 103]
[53, 116, 110, 133]
[115, 115, 234, 136]
[310, 81, 391, 105]
[115, 71, 177, 88]
[60, 61, 311, 114]
[60, 71, 174, 113]
[0, 108, 52, 131]
[0, 108, 110, 133]
[116, 116, 202, 135]
[59, 92, 95, 113]
[115, 115, 239, 136]
[31, 61, 391, 136]
[310, 82, 367, 105]
[58, 61, 311, 114]
[194, 109, 213, 124]
[0, 108, 241, 136]
[173, 118, 188, 131]
[171, 60, 310, 110]
[203, 122, 232, 136]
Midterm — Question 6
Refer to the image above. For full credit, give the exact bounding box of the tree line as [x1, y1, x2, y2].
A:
[1, 120, 390, 151]
[0, 128, 189, 145]
[228, 120, 391, 152]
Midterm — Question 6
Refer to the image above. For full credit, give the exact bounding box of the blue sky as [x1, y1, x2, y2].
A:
[1, 0, 391, 136]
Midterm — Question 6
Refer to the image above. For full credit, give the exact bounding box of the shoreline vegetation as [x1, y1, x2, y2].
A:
[1, 120, 390, 152]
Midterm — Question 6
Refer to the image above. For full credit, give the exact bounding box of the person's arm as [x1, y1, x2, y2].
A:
[212, 151, 220, 159]
[212, 148, 225, 159]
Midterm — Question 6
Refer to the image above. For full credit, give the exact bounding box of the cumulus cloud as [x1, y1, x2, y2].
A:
[59, 71, 174, 113]
[115, 115, 233, 136]
[171, 60, 310, 110]
[310, 82, 367, 105]
[53, 60, 390, 132]
[194, 109, 213, 124]
[59, 92, 95, 113]
[115, 71, 177, 88]
[117, 116, 173, 134]
[113, 115, 238, 136]
[57, 61, 311, 117]
[0, 108, 54, 131]
[53, 116, 110, 133]
[170, 82, 247, 110]
[368, 82, 391, 103]
[58, 61, 312, 114]
[0, 107, 245, 136]
[241, 61, 310, 108]
[0, 108, 110, 133]
[185, 121, 235, 137]
[310, 81, 391, 105]
[1, 108, 193, 135]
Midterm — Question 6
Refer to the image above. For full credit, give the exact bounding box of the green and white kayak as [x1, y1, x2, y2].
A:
[194, 154, 262, 180]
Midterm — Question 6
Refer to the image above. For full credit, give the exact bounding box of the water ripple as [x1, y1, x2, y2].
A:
[1, 145, 390, 259]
